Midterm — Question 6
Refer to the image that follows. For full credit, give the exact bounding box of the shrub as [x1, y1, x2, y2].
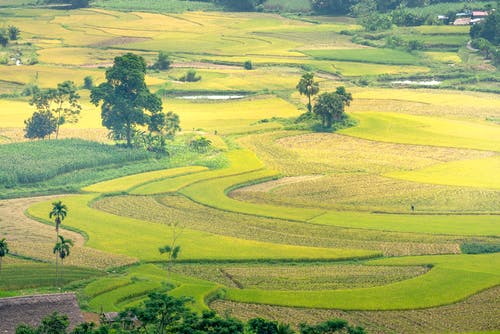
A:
[83, 76, 93, 90]
[244, 60, 253, 70]
[179, 69, 201, 82]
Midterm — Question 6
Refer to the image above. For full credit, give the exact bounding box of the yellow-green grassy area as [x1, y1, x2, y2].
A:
[225, 253, 500, 310]
[386, 156, 500, 190]
[340, 112, 500, 152]
[82, 166, 208, 193]
[94, 194, 460, 257]
[27, 194, 377, 262]
[85, 264, 219, 312]
[131, 150, 263, 195]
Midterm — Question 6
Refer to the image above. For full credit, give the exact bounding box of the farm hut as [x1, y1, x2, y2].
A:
[472, 11, 488, 18]
[453, 17, 471, 25]
[0, 293, 84, 333]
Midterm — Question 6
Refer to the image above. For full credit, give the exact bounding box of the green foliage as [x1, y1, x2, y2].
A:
[470, 10, 499, 45]
[91, 53, 164, 147]
[244, 60, 253, 70]
[0, 139, 152, 187]
[460, 242, 500, 254]
[83, 76, 93, 90]
[189, 136, 212, 153]
[359, 12, 393, 31]
[49, 200, 68, 234]
[91, 0, 221, 12]
[8, 25, 20, 40]
[313, 87, 352, 128]
[0, 238, 8, 272]
[153, 51, 172, 71]
[29, 80, 82, 139]
[299, 319, 365, 334]
[23, 110, 57, 140]
[0, 28, 9, 47]
[296, 72, 319, 113]
[179, 69, 202, 82]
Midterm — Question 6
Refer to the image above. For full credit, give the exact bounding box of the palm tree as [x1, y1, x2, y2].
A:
[159, 244, 181, 282]
[53, 235, 73, 287]
[296, 72, 320, 113]
[49, 201, 68, 238]
[0, 238, 9, 273]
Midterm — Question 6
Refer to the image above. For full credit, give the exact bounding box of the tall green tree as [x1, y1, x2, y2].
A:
[313, 86, 352, 128]
[91, 53, 164, 147]
[297, 73, 320, 113]
[49, 200, 68, 238]
[29, 81, 82, 139]
[53, 235, 73, 287]
[0, 238, 9, 273]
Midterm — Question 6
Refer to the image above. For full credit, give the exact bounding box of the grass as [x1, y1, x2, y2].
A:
[386, 155, 500, 190]
[0, 262, 102, 292]
[225, 253, 500, 310]
[180, 168, 323, 221]
[0, 139, 152, 187]
[85, 264, 218, 312]
[303, 49, 421, 65]
[311, 211, 500, 236]
[27, 194, 377, 262]
[131, 150, 263, 195]
[340, 112, 500, 152]
[92, 0, 222, 12]
[94, 194, 460, 257]
[82, 166, 208, 193]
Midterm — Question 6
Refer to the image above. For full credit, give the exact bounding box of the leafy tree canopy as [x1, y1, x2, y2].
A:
[91, 53, 164, 147]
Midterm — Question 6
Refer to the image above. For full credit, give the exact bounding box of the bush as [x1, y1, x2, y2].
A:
[179, 69, 201, 82]
[83, 76, 93, 90]
[244, 60, 253, 70]
[152, 51, 172, 71]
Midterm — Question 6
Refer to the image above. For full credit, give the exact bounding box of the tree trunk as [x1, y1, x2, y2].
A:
[0, 257, 2, 273]
[126, 122, 132, 148]
[307, 94, 312, 113]
[55, 255, 59, 287]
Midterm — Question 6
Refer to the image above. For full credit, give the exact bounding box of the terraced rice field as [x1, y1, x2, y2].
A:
[1, 6, 499, 334]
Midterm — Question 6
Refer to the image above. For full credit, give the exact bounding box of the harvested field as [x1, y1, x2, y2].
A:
[210, 286, 500, 334]
[0, 196, 134, 269]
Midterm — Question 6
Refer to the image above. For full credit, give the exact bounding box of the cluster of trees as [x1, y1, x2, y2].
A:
[0, 25, 21, 47]
[470, 11, 499, 65]
[15, 293, 366, 334]
[296, 73, 353, 129]
[24, 52, 180, 153]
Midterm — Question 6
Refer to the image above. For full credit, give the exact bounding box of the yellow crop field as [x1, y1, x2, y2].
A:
[425, 52, 462, 63]
[168, 96, 299, 133]
[386, 156, 500, 190]
[0, 64, 105, 88]
[341, 112, 500, 152]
